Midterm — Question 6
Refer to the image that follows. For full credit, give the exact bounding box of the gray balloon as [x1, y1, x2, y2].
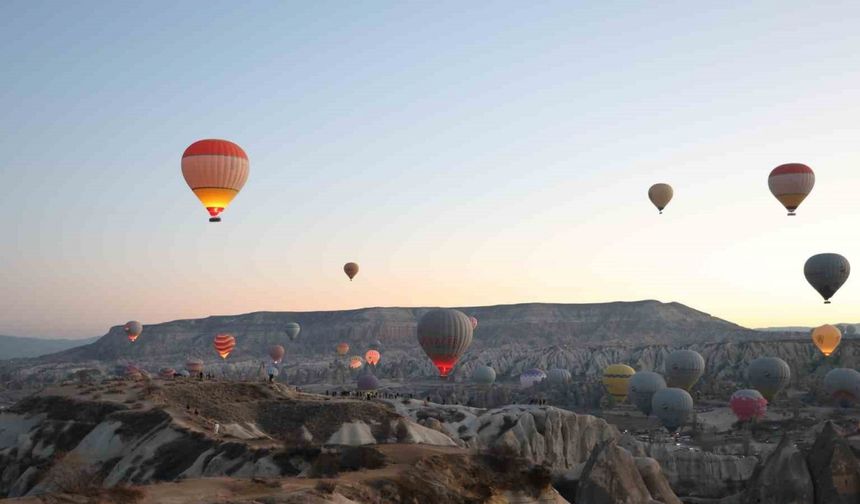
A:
[804, 253, 850, 303]
[284, 322, 301, 341]
[652, 387, 694, 432]
[823, 368, 860, 406]
[629, 371, 667, 416]
[547, 368, 572, 386]
[747, 357, 790, 401]
[472, 365, 496, 385]
[417, 309, 474, 378]
[665, 350, 705, 391]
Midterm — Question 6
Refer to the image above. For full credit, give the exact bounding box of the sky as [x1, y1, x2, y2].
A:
[2, 1, 860, 339]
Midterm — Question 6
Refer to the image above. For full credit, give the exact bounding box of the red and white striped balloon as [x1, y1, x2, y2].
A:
[767, 163, 814, 216]
[213, 333, 236, 359]
[181, 139, 249, 222]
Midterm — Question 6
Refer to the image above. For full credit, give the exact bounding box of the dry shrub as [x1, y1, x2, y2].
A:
[315, 479, 337, 494]
[104, 485, 144, 503]
[47, 452, 101, 495]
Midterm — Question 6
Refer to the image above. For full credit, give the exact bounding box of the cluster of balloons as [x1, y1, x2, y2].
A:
[650, 164, 850, 304]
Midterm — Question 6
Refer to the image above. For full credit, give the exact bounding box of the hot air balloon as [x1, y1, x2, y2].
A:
[336, 343, 350, 356]
[357, 370, 380, 391]
[365, 349, 380, 366]
[747, 357, 791, 401]
[665, 350, 705, 391]
[159, 367, 176, 379]
[547, 368, 572, 386]
[652, 388, 693, 432]
[181, 139, 249, 222]
[730, 389, 768, 422]
[823, 368, 860, 407]
[124, 321, 142, 343]
[767, 163, 814, 216]
[269, 345, 285, 364]
[811, 324, 842, 357]
[628, 371, 667, 416]
[520, 368, 547, 389]
[804, 253, 850, 304]
[469, 316, 478, 330]
[472, 364, 496, 386]
[602, 364, 636, 402]
[648, 183, 673, 214]
[344, 262, 359, 281]
[179, 369, 191, 378]
[266, 363, 280, 378]
[213, 333, 236, 359]
[284, 322, 301, 341]
[417, 309, 474, 378]
[349, 356, 364, 369]
[186, 358, 204, 374]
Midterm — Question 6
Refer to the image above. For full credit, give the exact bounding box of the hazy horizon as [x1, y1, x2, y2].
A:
[3, 1, 860, 338]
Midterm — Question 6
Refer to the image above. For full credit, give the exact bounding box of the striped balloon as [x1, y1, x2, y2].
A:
[768, 163, 814, 216]
[186, 358, 204, 374]
[159, 368, 176, 379]
[181, 139, 249, 222]
[213, 333, 236, 359]
[365, 349, 380, 366]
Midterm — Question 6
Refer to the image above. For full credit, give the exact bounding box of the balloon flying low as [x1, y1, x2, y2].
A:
[811, 325, 842, 356]
[123, 321, 142, 343]
[336, 342, 350, 355]
[181, 139, 249, 222]
[284, 322, 301, 341]
[602, 364, 635, 402]
[269, 344, 285, 364]
[213, 333, 236, 359]
[417, 309, 474, 379]
[365, 349, 380, 366]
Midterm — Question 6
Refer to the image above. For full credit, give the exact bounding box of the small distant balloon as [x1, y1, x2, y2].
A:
[336, 342, 350, 355]
[213, 333, 236, 359]
[186, 358, 204, 374]
[520, 368, 547, 389]
[365, 349, 380, 366]
[417, 309, 474, 378]
[768, 163, 814, 216]
[284, 322, 301, 341]
[648, 183, 673, 214]
[269, 345, 285, 364]
[652, 387, 693, 432]
[665, 350, 705, 391]
[124, 321, 142, 343]
[747, 357, 790, 401]
[804, 253, 850, 304]
[472, 364, 496, 386]
[730, 389, 767, 422]
[344, 262, 359, 281]
[811, 325, 842, 357]
[349, 356, 364, 369]
[602, 364, 636, 402]
[469, 316, 478, 330]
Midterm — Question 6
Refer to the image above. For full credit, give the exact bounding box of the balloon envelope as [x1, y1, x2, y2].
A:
[181, 139, 249, 222]
[768, 163, 814, 215]
[602, 364, 636, 402]
[343, 262, 359, 280]
[159, 368, 175, 379]
[472, 365, 496, 385]
[747, 357, 790, 401]
[520, 368, 547, 389]
[648, 183, 673, 213]
[269, 345, 285, 364]
[365, 350, 380, 366]
[185, 359, 204, 374]
[804, 253, 850, 303]
[124, 321, 142, 343]
[824, 368, 860, 407]
[665, 350, 705, 391]
[266, 364, 279, 377]
[652, 388, 694, 432]
[357, 371, 380, 391]
[547, 368, 572, 386]
[213, 333, 236, 359]
[730, 389, 767, 422]
[336, 343, 350, 355]
[628, 371, 667, 416]
[284, 322, 301, 341]
[417, 309, 474, 378]
[469, 316, 478, 330]
[349, 356, 363, 369]
[812, 325, 842, 357]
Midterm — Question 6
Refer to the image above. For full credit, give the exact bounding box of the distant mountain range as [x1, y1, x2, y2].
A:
[0, 334, 98, 360]
[28, 300, 798, 367]
[756, 324, 857, 333]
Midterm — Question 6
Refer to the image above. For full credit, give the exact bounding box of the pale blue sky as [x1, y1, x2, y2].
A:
[2, 1, 860, 338]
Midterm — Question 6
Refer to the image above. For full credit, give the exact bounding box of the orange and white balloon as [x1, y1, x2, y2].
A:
[213, 333, 236, 359]
[768, 163, 814, 216]
[365, 349, 380, 366]
[181, 139, 249, 222]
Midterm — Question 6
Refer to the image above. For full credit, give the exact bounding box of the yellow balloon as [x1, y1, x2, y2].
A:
[812, 324, 842, 357]
[602, 364, 636, 402]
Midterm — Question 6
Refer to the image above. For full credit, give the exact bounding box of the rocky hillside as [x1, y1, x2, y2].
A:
[34, 300, 767, 365]
[0, 376, 694, 503]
